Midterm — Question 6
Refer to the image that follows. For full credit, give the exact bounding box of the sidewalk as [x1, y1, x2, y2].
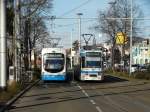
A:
[0, 80, 39, 112]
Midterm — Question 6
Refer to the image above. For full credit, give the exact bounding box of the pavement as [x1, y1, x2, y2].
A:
[4, 75, 150, 112]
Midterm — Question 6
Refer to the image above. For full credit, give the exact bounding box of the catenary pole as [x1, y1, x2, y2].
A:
[129, 0, 133, 75]
[14, 0, 20, 81]
[71, 29, 73, 69]
[108, 1, 116, 71]
[0, 0, 6, 89]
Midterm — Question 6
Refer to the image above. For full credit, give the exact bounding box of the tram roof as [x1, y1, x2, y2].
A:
[42, 47, 66, 54]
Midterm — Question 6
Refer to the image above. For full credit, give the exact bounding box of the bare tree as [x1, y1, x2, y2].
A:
[72, 40, 80, 51]
[95, 0, 143, 70]
[20, 0, 53, 19]
[19, 0, 53, 70]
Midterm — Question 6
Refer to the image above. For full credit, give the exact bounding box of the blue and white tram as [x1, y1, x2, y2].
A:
[41, 48, 66, 81]
[79, 49, 104, 81]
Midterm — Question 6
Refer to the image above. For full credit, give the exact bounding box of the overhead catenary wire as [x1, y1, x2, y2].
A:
[40, 10, 96, 27]
[55, 19, 95, 27]
[38, 16, 150, 20]
[59, 0, 93, 17]
[37, 5, 150, 27]
[36, 0, 150, 22]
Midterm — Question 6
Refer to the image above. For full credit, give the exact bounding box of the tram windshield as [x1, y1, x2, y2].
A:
[43, 53, 65, 73]
[81, 52, 102, 68]
[86, 61, 101, 68]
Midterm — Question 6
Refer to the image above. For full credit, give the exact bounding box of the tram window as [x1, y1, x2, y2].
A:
[43, 53, 65, 73]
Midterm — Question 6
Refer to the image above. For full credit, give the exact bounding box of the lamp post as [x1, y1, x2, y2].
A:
[77, 13, 83, 51]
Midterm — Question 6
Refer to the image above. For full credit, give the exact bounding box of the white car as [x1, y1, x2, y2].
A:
[131, 64, 139, 73]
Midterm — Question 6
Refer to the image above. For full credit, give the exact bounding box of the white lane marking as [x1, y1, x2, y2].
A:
[96, 106, 103, 112]
[84, 92, 89, 97]
[77, 85, 82, 89]
[82, 90, 86, 93]
[90, 99, 96, 105]
[77, 84, 90, 97]
[77, 84, 103, 112]
[81, 90, 89, 97]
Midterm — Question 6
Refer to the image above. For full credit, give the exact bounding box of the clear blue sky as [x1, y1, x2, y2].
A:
[46, 0, 150, 48]
[51, 0, 109, 18]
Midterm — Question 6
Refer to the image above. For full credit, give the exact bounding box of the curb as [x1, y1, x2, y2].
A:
[0, 79, 40, 112]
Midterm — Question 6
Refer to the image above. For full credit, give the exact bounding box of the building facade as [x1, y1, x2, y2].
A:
[132, 40, 150, 65]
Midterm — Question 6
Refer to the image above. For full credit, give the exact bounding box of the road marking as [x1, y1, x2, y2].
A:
[96, 106, 103, 112]
[43, 84, 48, 88]
[81, 90, 89, 97]
[84, 92, 89, 97]
[90, 99, 96, 105]
[77, 83, 103, 112]
[82, 90, 86, 93]
[77, 85, 82, 89]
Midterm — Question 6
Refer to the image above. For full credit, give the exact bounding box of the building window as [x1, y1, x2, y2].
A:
[145, 59, 148, 64]
[136, 59, 139, 64]
[140, 59, 143, 64]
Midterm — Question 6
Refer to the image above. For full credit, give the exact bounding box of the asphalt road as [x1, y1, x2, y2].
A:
[6, 75, 150, 112]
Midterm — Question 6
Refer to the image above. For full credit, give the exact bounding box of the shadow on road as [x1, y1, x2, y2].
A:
[103, 75, 128, 83]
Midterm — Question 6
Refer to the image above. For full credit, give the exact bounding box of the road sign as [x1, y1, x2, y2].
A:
[116, 32, 127, 45]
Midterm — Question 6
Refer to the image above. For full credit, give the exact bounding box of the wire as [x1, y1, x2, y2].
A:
[59, 0, 93, 17]
[55, 19, 95, 28]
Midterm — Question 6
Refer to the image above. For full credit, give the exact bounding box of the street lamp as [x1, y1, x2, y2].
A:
[77, 13, 83, 51]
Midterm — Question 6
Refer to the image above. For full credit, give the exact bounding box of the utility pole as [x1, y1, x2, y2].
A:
[71, 29, 75, 83]
[108, 1, 116, 71]
[50, 16, 56, 36]
[0, 0, 6, 89]
[77, 13, 83, 51]
[129, 0, 133, 75]
[70, 29, 73, 69]
[14, 0, 20, 81]
[24, 0, 31, 71]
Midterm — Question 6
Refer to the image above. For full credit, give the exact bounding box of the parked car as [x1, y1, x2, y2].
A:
[139, 65, 147, 72]
[131, 64, 140, 73]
